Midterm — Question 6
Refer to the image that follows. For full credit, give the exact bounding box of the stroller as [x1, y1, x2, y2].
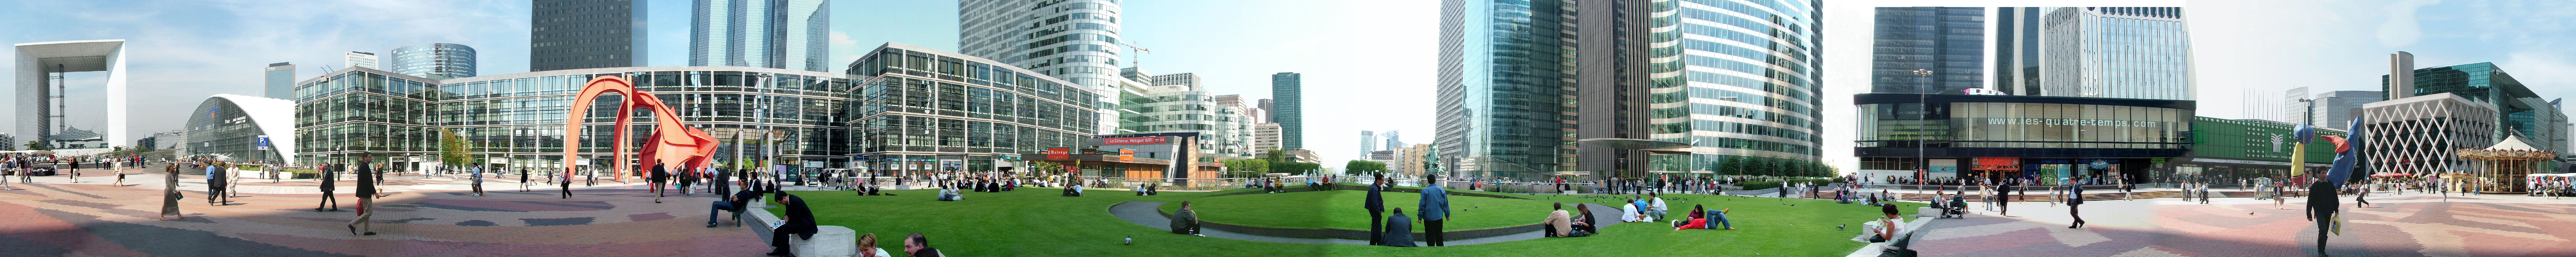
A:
[1935, 194, 1968, 219]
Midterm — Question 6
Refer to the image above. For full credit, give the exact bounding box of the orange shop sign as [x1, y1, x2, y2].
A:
[1045, 148, 1071, 160]
[1118, 149, 1136, 162]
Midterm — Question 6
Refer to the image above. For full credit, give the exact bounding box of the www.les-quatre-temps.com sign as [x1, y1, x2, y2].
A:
[1103, 137, 1167, 145]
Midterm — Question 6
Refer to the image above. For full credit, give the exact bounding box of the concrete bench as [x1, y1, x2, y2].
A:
[791, 226, 858, 257]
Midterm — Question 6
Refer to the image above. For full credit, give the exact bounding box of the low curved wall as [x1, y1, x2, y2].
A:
[1162, 207, 1544, 241]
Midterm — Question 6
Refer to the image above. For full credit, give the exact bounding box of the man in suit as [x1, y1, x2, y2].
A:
[1418, 174, 1452, 247]
[2306, 177, 2340, 256]
[1170, 201, 1200, 235]
[766, 193, 816, 256]
[349, 161, 377, 236]
[1382, 207, 1416, 247]
[1365, 173, 1387, 245]
[317, 164, 340, 211]
[709, 188, 762, 227]
[2068, 177, 2087, 228]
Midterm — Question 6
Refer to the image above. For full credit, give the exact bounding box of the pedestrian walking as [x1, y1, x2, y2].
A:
[206, 161, 230, 206]
[650, 164, 669, 203]
[318, 163, 341, 211]
[2068, 178, 2087, 229]
[518, 168, 531, 192]
[350, 161, 377, 236]
[160, 162, 185, 220]
[469, 166, 485, 196]
[559, 169, 574, 198]
[2305, 179, 2339, 256]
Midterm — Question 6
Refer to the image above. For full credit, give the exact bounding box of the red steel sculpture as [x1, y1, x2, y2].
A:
[562, 75, 719, 182]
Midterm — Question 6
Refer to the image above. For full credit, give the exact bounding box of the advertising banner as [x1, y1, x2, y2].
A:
[1045, 147, 1071, 160]
[1103, 137, 1168, 145]
[1972, 158, 2020, 170]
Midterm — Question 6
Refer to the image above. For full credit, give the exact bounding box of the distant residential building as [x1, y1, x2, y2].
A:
[265, 62, 295, 99]
[531, 0, 648, 71]
[1272, 72, 1302, 149]
[389, 43, 477, 79]
[2305, 90, 2384, 131]
[1393, 143, 1430, 177]
[1254, 123, 1281, 155]
[1369, 150, 1395, 162]
[1116, 82, 1256, 159]
[344, 51, 379, 70]
[693, 0, 830, 72]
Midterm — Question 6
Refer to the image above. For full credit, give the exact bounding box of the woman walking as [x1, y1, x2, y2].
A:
[160, 162, 186, 220]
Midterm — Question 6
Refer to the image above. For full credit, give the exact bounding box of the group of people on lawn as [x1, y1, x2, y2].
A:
[1535, 192, 1736, 238]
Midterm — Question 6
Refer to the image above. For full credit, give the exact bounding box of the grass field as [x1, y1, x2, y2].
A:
[1158, 190, 1554, 231]
[771, 188, 1922, 257]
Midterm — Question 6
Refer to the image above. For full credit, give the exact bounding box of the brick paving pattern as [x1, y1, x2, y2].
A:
[1909, 194, 2576, 257]
[0, 168, 765, 257]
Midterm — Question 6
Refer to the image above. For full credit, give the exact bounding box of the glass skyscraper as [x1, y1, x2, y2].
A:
[2038, 7, 2193, 100]
[1872, 7, 1985, 94]
[265, 62, 295, 99]
[691, 0, 830, 72]
[1271, 72, 1302, 150]
[531, 0, 647, 71]
[960, 0, 1128, 135]
[389, 43, 478, 79]
[1440, 0, 1822, 179]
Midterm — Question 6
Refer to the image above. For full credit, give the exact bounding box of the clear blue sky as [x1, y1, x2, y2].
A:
[0, 0, 1436, 167]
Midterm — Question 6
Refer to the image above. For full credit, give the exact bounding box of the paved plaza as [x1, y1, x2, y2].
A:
[1908, 193, 2576, 257]
[0, 168, 766, 257]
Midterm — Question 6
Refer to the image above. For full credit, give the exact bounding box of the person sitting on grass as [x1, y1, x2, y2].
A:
[1383, 207, 1416, 247]
[1171, 201, 1201, 235]
[1543, 202, 1584, 237]
[1572, 204, 1598, 235]
[902, 233, 941, 257]
[855, 233, 893, 257]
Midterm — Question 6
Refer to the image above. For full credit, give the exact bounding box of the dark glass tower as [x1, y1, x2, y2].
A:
[1872, 7, 1985, 94]
[531, 0, 647, 72]
[1272, 72, 1303, 149]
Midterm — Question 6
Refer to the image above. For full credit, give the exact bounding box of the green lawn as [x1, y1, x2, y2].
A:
[773, 188, 1920, 257]
[1159, 190, 1554, 231]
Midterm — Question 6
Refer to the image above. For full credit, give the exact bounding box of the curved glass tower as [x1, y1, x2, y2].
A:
[1439, 0, 1821, 179]
[960, 0, 1127, 135]
[390, 43, 478, 79]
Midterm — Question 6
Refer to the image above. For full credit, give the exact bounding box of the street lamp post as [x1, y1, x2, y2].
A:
[1914, 69, 1934, 189]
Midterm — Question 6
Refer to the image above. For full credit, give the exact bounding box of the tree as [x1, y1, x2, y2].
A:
[1029, 161, 1063, 174]
[438, 128, 471, 169]
[26, 140, 50, 151]
[1265, 147, 1286, 163]
[1344, 160, 1388, 174]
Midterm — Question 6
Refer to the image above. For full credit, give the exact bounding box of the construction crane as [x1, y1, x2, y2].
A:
[1120, 41, 1151, 67]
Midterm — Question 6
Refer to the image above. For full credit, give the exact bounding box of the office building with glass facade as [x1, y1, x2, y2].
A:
[960, 0, 1129, 135]
[1271, 72, 1302, 149]
[294, 65, 861, 173]
[844, 43, 1102, 175]
[531, 0, 647, 71]
[1872, 7, 1985, 94]
[1854, 93, 2193, 184]
[2384, 62, 2570, 154]
[691, 0, 830, 72]
[1113, 84, 1255, 160]
[1440, 0, 1824, 180]
[389, 43, 478, 79]
[185, 94, 299, 165]
[2360, 93, 2501, 175]
[2038, 7, 2194, 100]
[266, 63, 295, 98]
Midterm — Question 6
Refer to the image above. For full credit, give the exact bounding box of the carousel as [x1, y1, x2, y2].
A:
[2455, 134, 2557, 194]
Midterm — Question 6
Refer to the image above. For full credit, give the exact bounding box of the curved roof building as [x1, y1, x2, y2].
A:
[186, 94, 298, 165]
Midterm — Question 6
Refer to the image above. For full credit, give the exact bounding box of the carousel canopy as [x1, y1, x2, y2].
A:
[2458, 134, 2558, 161]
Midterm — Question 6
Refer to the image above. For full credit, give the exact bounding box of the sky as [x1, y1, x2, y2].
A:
[0, 0, 1436, 167]
[6, 0, 2573, 172]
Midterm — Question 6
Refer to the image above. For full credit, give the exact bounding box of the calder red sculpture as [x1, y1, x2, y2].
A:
[562, 75, 719, 182]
